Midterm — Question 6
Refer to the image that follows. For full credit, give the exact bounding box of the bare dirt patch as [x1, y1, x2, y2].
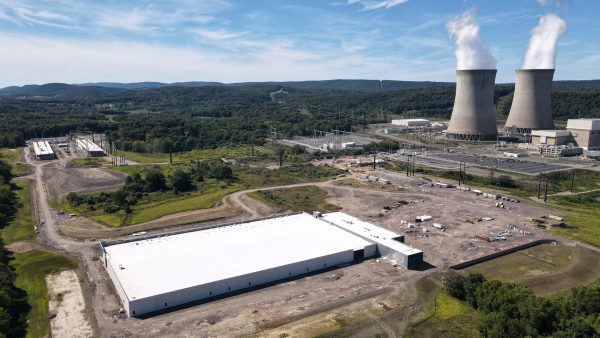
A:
[47, 270, 94, 338]
[43, 164, 126, 199]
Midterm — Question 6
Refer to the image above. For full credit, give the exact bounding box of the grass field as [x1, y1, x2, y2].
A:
[464, 244, 600, 295]
[10, 250, 78, 338]
[1, 180, 35, 243]
[118, 145, 262, 164]
[464, 244, 572, 281]
[249, 186, 339, 213]
[549, 191, 600, 247]
[71, 157, 108, 167]
[236, 165, 343, 188]
[406, 291, 478, 338]
[66, 182, 243, 227]
[0, 148, 28, 176]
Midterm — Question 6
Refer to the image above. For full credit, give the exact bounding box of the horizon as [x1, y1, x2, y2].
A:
[0, 0, 598, 87]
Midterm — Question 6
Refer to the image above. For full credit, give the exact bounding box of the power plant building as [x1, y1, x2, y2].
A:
[566, 119, 600, 150]
[101, 212, 422, 317]
[504, 69, 555, 134]
[32, 141, 55, 160]
[76, 139, 105, 157]
[391, 119, 430, 128]
[531, 130, 572, 146]
[446, 70, 498, 140]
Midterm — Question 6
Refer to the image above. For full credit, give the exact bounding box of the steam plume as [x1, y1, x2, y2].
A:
[522, 13, 567, 69]
[446, 10, 496, 70]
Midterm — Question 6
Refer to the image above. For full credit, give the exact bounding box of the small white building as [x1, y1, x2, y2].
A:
[531, 130, 572, 146]
[32, 141, 55, 160]
[76, 139, 105, 157]
[391, 119, 430, 128]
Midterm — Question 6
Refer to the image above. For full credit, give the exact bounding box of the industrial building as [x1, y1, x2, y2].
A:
[101, 212, 422, 317]
[446, 70, 498, 141]
[566, 119, 600, 150]
[531, 130, 572, 146]
[504, 69, 555, 133]
[32, 141, 55, 160]
[285, 130, 381, 152]
[391, 119, 430, 128]
[76, 139, 106, 157]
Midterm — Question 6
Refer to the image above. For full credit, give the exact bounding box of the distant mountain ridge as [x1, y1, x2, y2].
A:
[1, 79, 599, 97]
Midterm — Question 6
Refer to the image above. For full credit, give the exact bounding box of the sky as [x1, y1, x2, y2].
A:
[0, 0, 597, 87]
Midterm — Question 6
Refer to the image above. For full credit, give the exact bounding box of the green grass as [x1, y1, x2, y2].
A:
[69, 182, 243, 227]
[117, 145, 262, 164]
[71, 157, 108, 167]
[406, 291, 478, 338]
[117, 150, 169, 163]
[433, 292, 472, 321]
[464, 244, 573, 281]
[547, 192, 600, 247]
[10, 250, 78, 338]
[1, 180, 35, 243]
[127, 183, 242, 225]
[248, 186, 339, 213]
[236, 165, 344, 188]
[0, 148, 28, 176]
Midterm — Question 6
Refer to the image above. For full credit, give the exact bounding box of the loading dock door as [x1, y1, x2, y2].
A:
[353, 249, 364, 262]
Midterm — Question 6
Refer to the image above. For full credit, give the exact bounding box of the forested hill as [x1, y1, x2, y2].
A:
[0, 83, 125, 97]
[2, 78, 600, 97]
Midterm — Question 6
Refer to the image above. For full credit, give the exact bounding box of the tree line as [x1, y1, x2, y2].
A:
[1, 85, 599, 150]
[444, 273, 600, 337]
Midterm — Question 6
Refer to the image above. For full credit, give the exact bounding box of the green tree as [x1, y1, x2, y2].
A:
[171, 170, 193, 192]
[144, 171, 166, 192]
[0, 160, 12, 184]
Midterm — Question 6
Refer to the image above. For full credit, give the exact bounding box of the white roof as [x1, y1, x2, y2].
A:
[567, 119, 600, 131]
[531, 130, 571, 137]
[33, 141, 54, 156]
[104, 213, 372, 300]
[76, 139, 104, 152]
[320, 212, 422, 255]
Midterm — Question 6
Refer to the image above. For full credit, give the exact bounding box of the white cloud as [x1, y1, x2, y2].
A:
[0, 32, 458, 87]
[192, 28, 245, 41]
[537, 0, 550, 6]
[346, 0, 409, 11]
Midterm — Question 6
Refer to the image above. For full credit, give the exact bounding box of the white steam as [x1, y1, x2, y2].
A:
[522, 13, 567, 69]
[446, 10, 496, 70]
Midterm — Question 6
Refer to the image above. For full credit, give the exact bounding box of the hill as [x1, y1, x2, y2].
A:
[0, 83, 124, 97]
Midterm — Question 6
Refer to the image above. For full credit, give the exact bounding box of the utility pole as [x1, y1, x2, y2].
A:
[571, 170, 575, 193]
[412, 155, 416, 176]
[537, 174, 542, 199]
[406, 154, 410, 176]
[544, 176, 549, 203]
[458, 162, 462, 186]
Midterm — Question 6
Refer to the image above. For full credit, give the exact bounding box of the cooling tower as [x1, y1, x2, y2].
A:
[504, 69, 554, 134]
[446, 70, 498, 140]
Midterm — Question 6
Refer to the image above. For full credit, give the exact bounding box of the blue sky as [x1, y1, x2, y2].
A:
[0, 0, 597, 86]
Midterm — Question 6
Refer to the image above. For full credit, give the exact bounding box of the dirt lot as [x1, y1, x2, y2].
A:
[42, 163, 126, 199]
[47, 270, 94, 338]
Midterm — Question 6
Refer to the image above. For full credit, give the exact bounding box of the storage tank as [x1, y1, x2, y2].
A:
[446, 70, 498, 140]
[504, 69, 555, 134]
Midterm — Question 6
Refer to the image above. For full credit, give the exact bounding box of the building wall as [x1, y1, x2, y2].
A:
[122, 250, 357, 317]
[377, 243, 423, 269]
[105, 254, 132, 316]
[568, 129, 600, 150]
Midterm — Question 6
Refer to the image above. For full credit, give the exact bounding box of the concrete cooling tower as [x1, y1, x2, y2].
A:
[504, 69, 555, 134]
[446, 69, 498, 141]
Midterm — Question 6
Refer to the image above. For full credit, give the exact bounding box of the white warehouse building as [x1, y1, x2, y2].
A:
[391, 119, 430, 128]
[101, 212, 422, 317]
[32, 141, 55, 160]
[76, 139, 106, 157]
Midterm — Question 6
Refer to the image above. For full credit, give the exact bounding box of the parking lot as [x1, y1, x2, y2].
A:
[431, 153, 567, 175]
